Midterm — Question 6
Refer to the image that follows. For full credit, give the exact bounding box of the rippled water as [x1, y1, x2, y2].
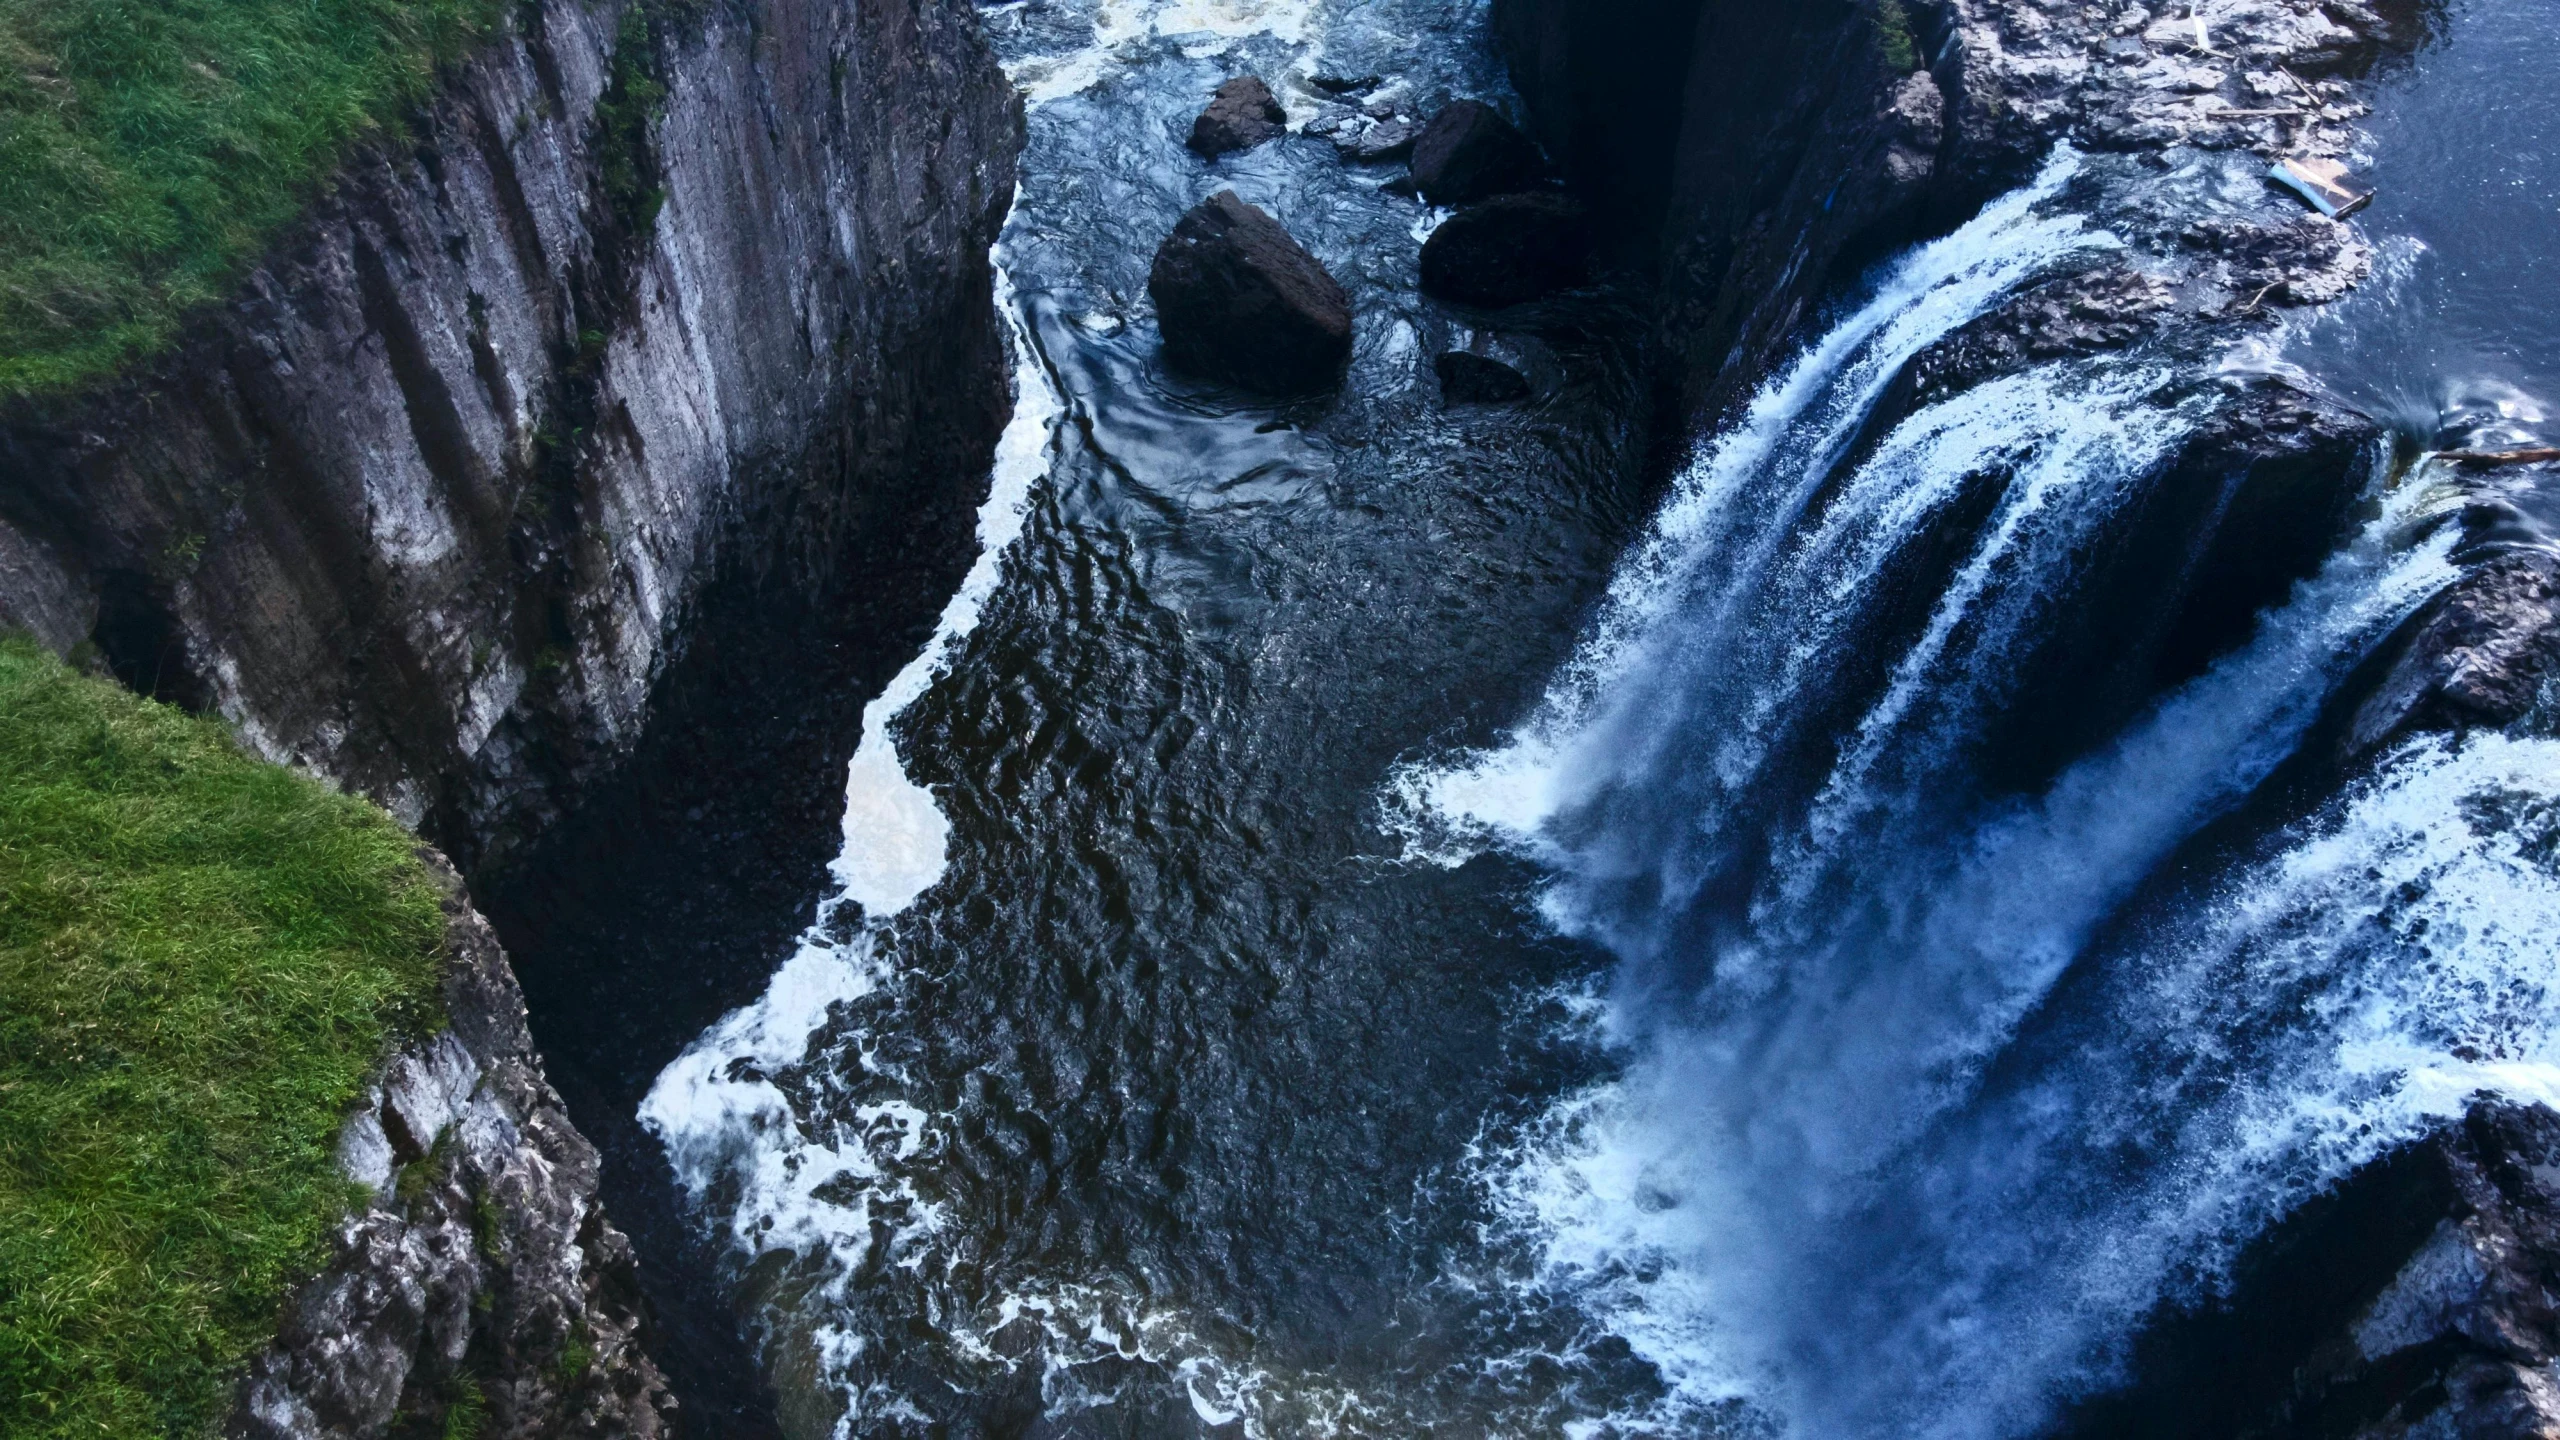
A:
[643, 1, 2560, 1435]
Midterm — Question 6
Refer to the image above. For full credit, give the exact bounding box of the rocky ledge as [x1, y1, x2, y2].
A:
[2062, 1102, 2560, 1439]
[1493, 0, 2412, 419]
[232, 852, 674, 1440]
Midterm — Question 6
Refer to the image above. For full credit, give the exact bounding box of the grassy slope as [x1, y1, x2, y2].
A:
[0, 637, 445, 1438]
[0, 0, 506, 397]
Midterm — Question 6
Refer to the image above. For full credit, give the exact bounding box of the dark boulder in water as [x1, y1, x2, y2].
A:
[1149, 191, 1353, 393]
[1419, 193, 1592, 307]
[1189, 76, 1288, 158]
[1434, 351, 1533, 404]
[1409, 100, 1545, 205]
[1352, 117, 1420, 163]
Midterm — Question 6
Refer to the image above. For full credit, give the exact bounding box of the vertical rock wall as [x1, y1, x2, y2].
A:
[231, 853, 676, 1440]
[0, 0, 1022, 875]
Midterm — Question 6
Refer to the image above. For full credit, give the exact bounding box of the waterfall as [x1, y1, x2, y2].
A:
[1402, 156, 2556, 1438]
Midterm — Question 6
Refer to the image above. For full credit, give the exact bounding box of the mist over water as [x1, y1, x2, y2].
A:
[639, 0, 2560, 1435]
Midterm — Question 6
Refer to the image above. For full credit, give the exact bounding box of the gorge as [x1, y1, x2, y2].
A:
[5, 0, 2559, 1435]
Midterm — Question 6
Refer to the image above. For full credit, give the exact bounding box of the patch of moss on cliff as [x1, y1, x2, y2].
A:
[0, 636, 445, 1437]
[0, 0, 509, 397]
[1875, 0, 1922, 73]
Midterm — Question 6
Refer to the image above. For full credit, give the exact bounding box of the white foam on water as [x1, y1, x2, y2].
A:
[645, 4, 1359, 1428]
[932, 1281, 1387, 1438]
[637, 282, 1062, 1435]
[1386, 149, 2106, 863]
[1383, 146, 2554, 1437]
[1469, 476, 2485, 1440]
[831, 284, 1064, 917]
[998, 0, 1323, 105]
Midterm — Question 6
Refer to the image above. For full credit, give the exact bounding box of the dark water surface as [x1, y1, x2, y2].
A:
[631, 2, 2560, 1436]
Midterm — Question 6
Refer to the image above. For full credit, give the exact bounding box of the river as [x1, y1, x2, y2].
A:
[642, 1, 2560, 1435]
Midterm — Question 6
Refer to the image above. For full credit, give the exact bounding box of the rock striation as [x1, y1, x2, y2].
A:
[0, 0, 1021, 879]
[231, 852, 675, 1440]
[0, 0, 1021, 1422]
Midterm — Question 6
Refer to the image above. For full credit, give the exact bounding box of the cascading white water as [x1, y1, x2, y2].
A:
[1403, 157, 2560, 1438]
[636, 285, 1066, 1420]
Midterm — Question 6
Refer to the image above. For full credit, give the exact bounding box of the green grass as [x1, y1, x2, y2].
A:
[0, 636, 446, 1438]
[0, 0, 509, 396]
[1875, 0, 1922, 73]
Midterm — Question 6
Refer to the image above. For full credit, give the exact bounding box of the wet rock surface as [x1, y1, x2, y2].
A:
[2354, 545, 2560, 752]
[1409, 99, 1547, 205]
[1149, 191, 1354, 392]
[229, 852, 673, 1440]
[1419, 192, 1593, 308]
[1494, 0, 2407, 420]
[1905, 265, 2179, 403]
[2060, 1102, 2560, 1440]
[1188, 75, 1288, 158]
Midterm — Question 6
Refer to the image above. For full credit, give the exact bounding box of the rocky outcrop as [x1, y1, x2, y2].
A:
[1492, 0, 2408, 420]
[1420, 193, 1594, 308]
[0, 0, 1020, 1424]
[1189, 76, 1288, 158]
[231, 852, 675, 1440]
[2060, 1102, 2560, 1440]
[0, 0, 1021, 877]
[1409, 101, 1547, 206]
[1150, 192, 1354, 393]
[2353, 548, 2560, 754]
[1902, 265, 2178, 404]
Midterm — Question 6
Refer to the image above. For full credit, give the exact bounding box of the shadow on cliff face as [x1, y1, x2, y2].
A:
[475, 264, 1010, 1437]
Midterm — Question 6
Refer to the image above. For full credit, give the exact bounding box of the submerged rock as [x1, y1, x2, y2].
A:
[1149, 191, 1353, 393]
[1189, 76, 1289, 158]
[1435, 350, 1534, 404]
[1419, 193, 1592, 307]
[1310, 72, 1382, 96]
[1409, 100, 1546, 205]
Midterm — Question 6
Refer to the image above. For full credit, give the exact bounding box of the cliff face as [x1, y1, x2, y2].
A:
[0, 0, 1020, 1423]
[1494, 0, 2418, 421]
[233, 851, 675, 1440]
[0, 0, 1021, 875]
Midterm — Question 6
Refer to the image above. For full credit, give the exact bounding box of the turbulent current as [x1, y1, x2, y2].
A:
[641, 1, 2560, 1436]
